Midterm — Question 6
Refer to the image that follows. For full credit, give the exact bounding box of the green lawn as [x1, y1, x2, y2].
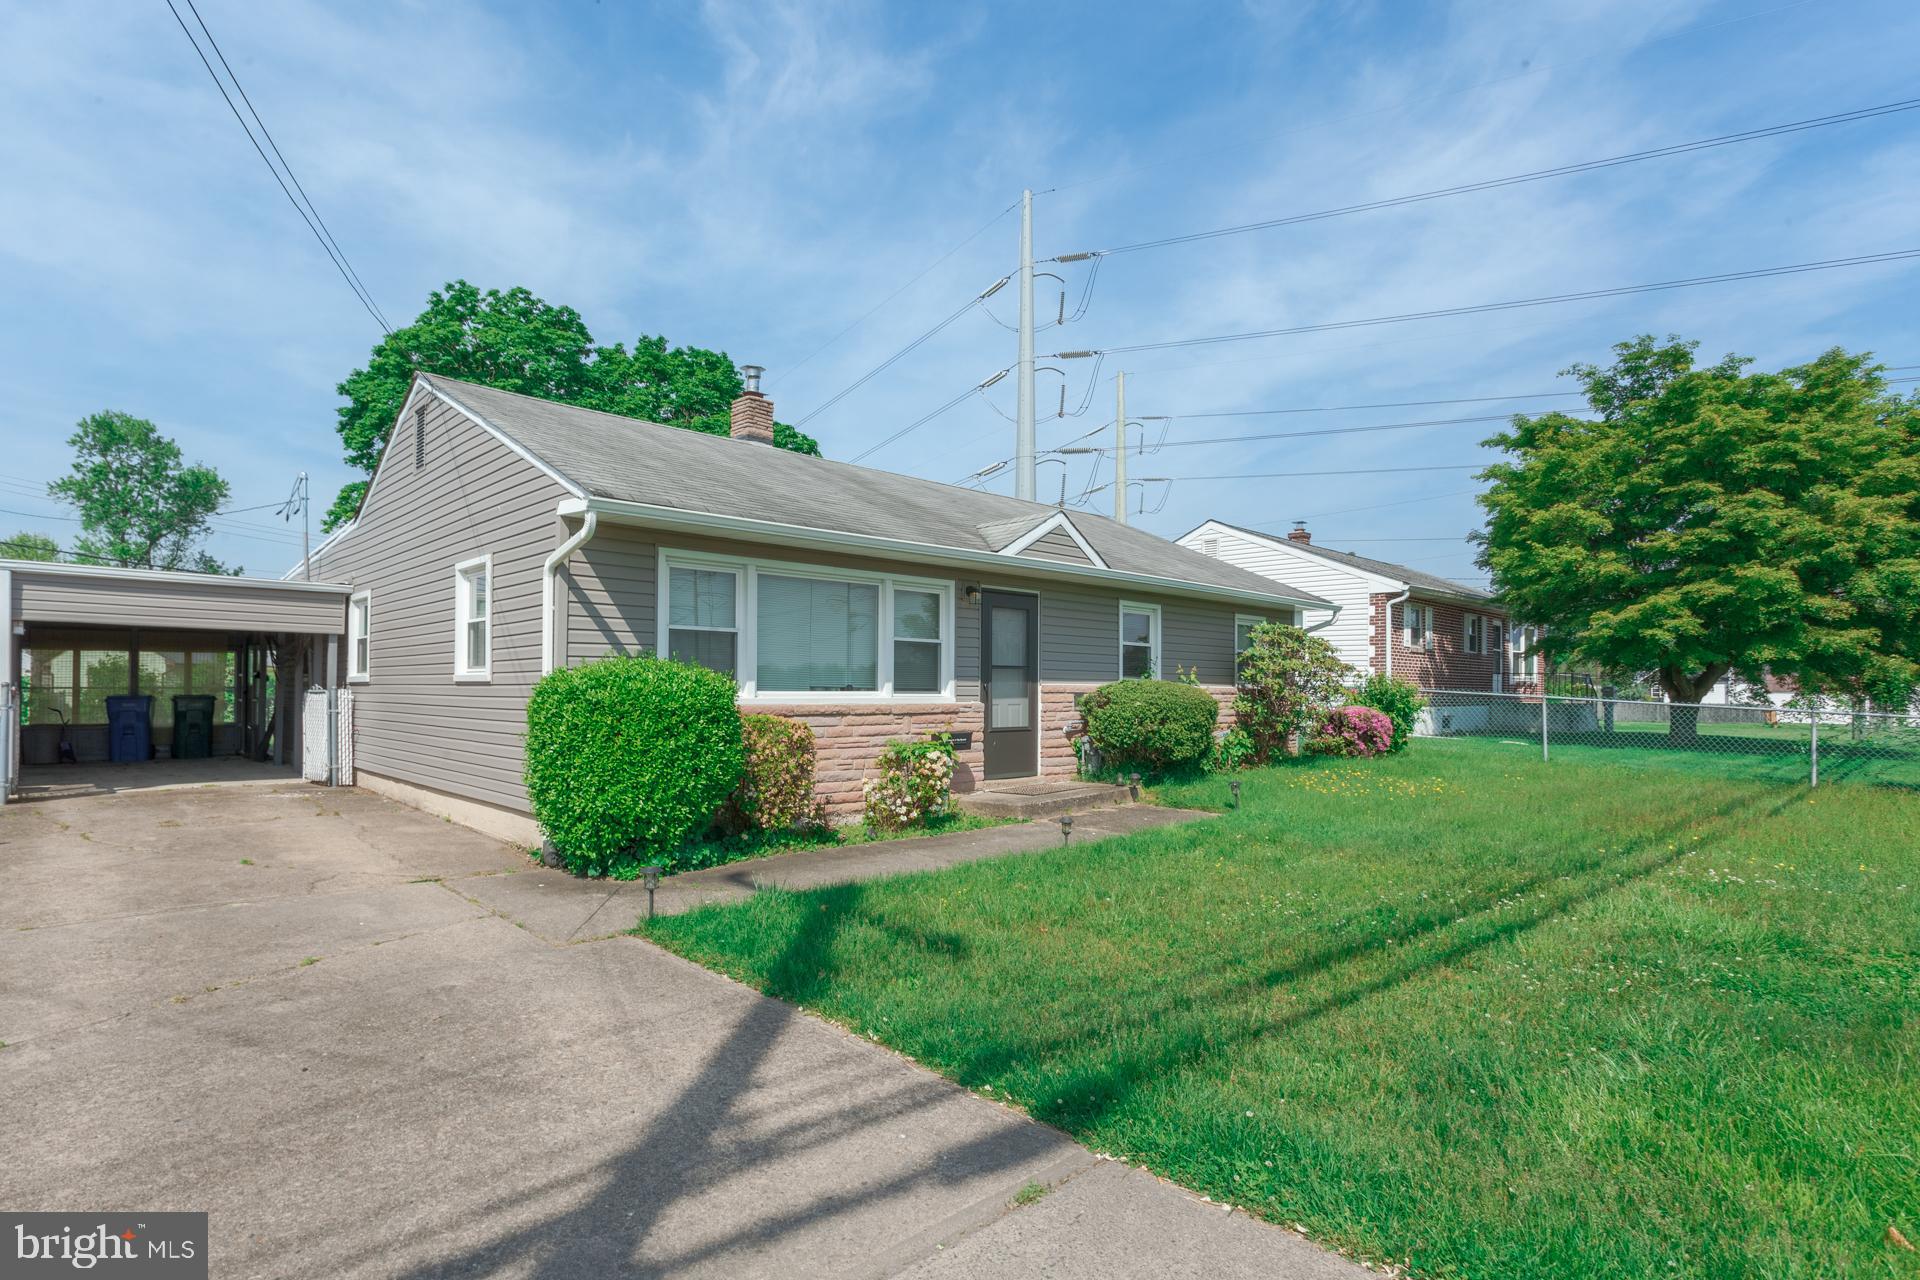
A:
[1425, 723, 1920, 789]
[643, 748, 1919, 1278]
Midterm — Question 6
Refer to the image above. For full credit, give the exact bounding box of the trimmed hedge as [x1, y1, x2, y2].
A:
[524, 655, 745, 877]
[1080, 679, 1221, 774]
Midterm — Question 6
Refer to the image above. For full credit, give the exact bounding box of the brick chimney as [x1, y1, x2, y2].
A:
[1287, 520, 1312, 544]
[729, 364, 774, 445]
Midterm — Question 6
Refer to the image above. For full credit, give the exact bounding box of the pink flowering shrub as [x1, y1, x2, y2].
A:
[863, 735, 957, 831]
[717, 714, 822, 834]
[1307, 705, 1396, 758]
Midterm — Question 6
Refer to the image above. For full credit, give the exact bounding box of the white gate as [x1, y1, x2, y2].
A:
[301, 687, 354, 785]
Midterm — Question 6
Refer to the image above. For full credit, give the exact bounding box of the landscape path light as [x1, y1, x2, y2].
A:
[641, 864, 664, 920]
[1059, 814, 1073, 845]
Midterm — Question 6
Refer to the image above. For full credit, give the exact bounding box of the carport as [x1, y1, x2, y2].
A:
[1, 560, 349, 802]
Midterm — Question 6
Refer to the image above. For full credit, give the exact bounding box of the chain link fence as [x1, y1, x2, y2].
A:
[1415, 688, 1920, 789]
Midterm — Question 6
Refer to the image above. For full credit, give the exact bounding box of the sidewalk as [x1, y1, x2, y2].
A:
[450, 805, 1217, 942]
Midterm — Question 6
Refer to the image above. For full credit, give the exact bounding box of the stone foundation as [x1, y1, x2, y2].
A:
[1039, 681, 1236, 779]
[753, 701, 987, 819]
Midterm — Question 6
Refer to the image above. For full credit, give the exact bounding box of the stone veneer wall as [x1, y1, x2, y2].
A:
[754, 701, 986, 819]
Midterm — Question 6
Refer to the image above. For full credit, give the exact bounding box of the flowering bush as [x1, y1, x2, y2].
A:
[1350, 674, 1425, 752]
[1234, 623, 1355, 762]
[862, 735, 957, 831]
[717, 714, 822, 834]
[1308, 705, 1396, 758]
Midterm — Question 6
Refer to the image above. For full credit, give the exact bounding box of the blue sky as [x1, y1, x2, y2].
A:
[3, 0, 1917, 580]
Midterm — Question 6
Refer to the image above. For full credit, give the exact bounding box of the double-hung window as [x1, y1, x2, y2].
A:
[1514, 625, 1538, 679]
[1234, 614, 1262, 685]
[1463, 613, 1485, 655]
[454, 556, 491, 680]
[1403, 602, 1433, 651]
[667, 565, 740, 675]
[658, 551, 951, 700]
[1120, 602, 1160, 679]
[348, 591, 371, 681]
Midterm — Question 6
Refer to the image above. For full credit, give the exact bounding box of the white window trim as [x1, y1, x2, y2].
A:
[1118, 600, 1162, 679]
[347, 590, 372, 683]
[1234, 612, 1264, 683]
[1404, 602, 1434, 651]
[452, 554, 493, 683]
[655, 547, 956, 704]
[1462, 612, 1484, 656]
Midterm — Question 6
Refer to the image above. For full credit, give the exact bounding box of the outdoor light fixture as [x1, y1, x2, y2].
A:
[1229, 778, 1241, 809]
[641, 864, 664, 919]
[1059, 814, 1073, 845]
[1128, 772, 1141, 801]
[964, 584, 981, 606]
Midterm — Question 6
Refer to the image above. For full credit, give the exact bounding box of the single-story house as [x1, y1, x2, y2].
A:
[1177, 519, 1535, 692]
[287, 372, 1331, 842]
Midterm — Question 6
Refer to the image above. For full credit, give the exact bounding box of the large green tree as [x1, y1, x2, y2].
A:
[4, 531, 62, 561]
[1477, 336, 1920, 717]
[326, 281, 822, 529]
[49, 411, 234, 573]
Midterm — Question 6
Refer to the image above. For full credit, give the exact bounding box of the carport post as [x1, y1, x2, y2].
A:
[325, 635, 339, 787]
[0, 567, 14, 804]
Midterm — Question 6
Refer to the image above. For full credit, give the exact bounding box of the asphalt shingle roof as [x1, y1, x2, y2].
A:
[427, 376, 1331, 608]
[1210, 520, 1493, 602]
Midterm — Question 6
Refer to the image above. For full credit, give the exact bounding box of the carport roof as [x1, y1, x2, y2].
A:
[4, 558, 348, 634]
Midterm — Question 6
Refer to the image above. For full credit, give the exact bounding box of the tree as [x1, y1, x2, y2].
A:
[325, 281, 823, 530]
[1477, 336, 1920, 727]
[4, 531, 62, 561]
[49, 411, 235, 573]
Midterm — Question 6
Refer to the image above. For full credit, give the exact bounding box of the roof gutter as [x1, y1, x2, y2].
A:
[1304, 603, 1341, 634]
[563, 497, 1329, 614]
[1382, 586, 1412, 679]
[541, 511, 598, 675]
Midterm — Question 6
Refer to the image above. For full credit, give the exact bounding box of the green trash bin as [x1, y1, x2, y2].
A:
[172, 695, 216, 760]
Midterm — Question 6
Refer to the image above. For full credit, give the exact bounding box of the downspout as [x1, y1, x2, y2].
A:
[541, 511, 598, 676]
[1381, 586, 1412, 679]
[1304, 603, 1341, 634]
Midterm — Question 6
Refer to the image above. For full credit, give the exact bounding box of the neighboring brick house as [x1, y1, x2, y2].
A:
[1177, 519, 1537, 692]
[292, 372, 1329, 841]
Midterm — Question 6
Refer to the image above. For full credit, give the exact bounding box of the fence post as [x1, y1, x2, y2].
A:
[1541, 691, 1550, 762]
[1809, 715, 1819, 789]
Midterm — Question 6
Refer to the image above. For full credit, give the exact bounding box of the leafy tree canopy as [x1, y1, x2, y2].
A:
[49, 411, 235, 574]
[326, 281, 822, 529]
[1477, 336, 1920, 707]
[4, 531, 62, 562]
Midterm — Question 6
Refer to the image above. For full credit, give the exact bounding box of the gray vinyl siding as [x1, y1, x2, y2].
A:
[10, 568, 345, 633]
[560, 525, 1257, 695]
[1016, 527, 1095, 566]
[307, 395, 572, 814]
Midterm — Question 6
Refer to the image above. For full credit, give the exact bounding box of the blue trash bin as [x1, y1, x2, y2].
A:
[106, 695, 154, 764]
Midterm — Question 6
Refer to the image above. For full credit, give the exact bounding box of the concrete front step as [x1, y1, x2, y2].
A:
[953, 779, 1134, 820]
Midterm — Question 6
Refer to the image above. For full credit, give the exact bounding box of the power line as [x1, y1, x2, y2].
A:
[1134, 464, 1487, 481]
[793, 282, 1005, 428]
[774, 200, 1018, 387]
[1051, 250, 1920, 358]
[1067, 98, 1920, 258]
[848, 376, 1005, 464]
[162, 0, 392, 334]
[1066, 411, 1528, 452]
[1175, 392, 1581, 417]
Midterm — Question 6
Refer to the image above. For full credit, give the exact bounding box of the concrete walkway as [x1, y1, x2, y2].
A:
[458, 804, 1215, 943]
[0, 783, 1361, 1279]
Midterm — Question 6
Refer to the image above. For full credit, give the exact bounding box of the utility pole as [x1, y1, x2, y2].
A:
[1113, 370, 1127, 525]
[1014, 188, 1036, 502]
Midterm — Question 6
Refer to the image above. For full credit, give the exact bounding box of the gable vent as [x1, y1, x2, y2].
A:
[414, 406, 426, 468]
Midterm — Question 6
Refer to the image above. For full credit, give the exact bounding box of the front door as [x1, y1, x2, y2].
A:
[981, 590, 1039, 779]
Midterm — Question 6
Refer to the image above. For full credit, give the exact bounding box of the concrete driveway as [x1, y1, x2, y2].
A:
[0, 781, 1359, 1279]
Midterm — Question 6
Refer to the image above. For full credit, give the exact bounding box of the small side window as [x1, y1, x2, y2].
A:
[454, 556, 491, 681]
[348, 591, 371, 682]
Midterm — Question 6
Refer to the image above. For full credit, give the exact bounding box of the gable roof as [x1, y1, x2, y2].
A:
[418, 376, 1332, 609]
[1198, 519, 1495, 603]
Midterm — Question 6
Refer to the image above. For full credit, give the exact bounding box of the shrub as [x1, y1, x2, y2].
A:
[1350, 674, 1425, 751]
[1212, 725, 1257, 773]
[1080, 679, 1222, 775]
[1233, 623, 1354, 763]
[524, 655, 745, 877]
[1308, 705, 1396, 757]
[718, 714, 821, 834]
[863, 735, 956, 831]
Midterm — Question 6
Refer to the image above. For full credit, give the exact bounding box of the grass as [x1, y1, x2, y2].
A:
[1426, 725, 1920, 788]
[643, 747, 1920, 1279]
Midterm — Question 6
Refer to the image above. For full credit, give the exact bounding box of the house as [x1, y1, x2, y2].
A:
[1177, 519, 1534, 692]
[292, 371, 1331, 842]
